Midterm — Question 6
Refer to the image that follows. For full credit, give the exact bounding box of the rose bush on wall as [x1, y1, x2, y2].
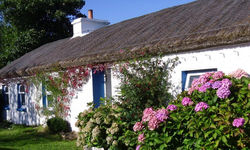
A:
[134, 69, 249, 149]
[31, 64, 109, 118]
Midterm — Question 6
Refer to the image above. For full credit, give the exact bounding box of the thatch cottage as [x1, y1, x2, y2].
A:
[0, 0, 249, 130]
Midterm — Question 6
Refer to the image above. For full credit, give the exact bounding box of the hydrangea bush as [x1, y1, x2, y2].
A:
[134, 69, 250, 149]
[75, 101, 127, 150]
[76, 56, 179, 149]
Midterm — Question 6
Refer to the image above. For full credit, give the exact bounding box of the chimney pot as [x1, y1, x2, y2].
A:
[88, 9, 93, 19]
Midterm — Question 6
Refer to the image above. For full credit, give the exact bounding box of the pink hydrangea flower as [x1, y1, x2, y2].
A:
[136, 145, 141, 150]
[198, 76, 209, 85]
[212, 81, 222, 89]
[188, 73, 213, 94]
[148, 116, 159, 130]
[167, 104, 178, 111]
[195, 102, 209, 112]
[182, 97, 194, 106]
[205, 72, 213, 78]
[215, 78, 232, 99]
[142, 108, 155, 122]
[191, 79, 200, 89]
[155, 108, 169, 122]
[198, 82, 212, 92]
[212, 71, 224, 80]
[221, 78, 232, 88]
[133, 122, 144, 132]
[216, 87, 231, 99]
[229, 69, 249, 79]
[232, 118, 245, 127]
[138, 133, 145, 143]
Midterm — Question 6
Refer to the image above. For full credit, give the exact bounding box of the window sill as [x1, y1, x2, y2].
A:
[4, 106, 10, 110]
[16, 107, 26, 112]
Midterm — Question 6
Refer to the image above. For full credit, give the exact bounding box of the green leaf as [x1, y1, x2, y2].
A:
[215, 139, 220, 148]
[221, 136, 228, 145]
[210, 124, 216, 129]
[213, 132, 217, 139]
[159, 144, 167, 150]
[213, 118, 221, 122]
[154, 138, 162, 144]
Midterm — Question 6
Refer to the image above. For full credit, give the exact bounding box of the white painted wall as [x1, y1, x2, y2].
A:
[71, 18, 110, 37]
[3, 82, 41, 126]
[69, 74, 93, 131]
[110, 45, 250, 97]
[165, 45, 250, 95]
[1, 44, 249, 130]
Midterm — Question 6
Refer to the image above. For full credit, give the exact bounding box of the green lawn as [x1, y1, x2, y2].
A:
[0, 123, 81, 150]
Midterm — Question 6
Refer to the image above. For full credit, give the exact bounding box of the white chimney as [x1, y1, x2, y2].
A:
[71, 10, 110, 38]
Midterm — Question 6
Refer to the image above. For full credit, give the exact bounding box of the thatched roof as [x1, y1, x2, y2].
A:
[0, 0, 250, 79]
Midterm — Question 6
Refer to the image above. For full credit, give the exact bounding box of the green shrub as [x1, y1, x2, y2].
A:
[76, 56, 178, 149]
[133, 70, 250, 149]
[47, 117, 71, 134]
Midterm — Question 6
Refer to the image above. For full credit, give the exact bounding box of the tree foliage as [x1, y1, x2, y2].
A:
[0, 0, 85, 68]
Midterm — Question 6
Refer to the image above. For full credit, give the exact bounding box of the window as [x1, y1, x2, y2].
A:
[105, 69, 112, 99]
[182, 69, 217, 91]
[42, 84, 52, 108]
[2, 85, 10, 110]
[17, 84, 26, 112]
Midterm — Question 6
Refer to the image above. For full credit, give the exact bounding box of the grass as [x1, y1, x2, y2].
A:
[0, 122, 81, 150]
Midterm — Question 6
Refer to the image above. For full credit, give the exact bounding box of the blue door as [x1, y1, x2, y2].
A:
[92, 70, 105, 108]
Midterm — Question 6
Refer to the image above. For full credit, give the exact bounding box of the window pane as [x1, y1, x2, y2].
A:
[20, 85, 25, 92]
[21, 94, 25, 105]
[188, 75, 200, 88]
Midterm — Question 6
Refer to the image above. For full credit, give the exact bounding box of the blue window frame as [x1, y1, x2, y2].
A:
[17, 84, 26, 112]
[182, 68, 217, 91]
[92, 70, 105, 108]
[42, 84, 52, 108]
[42, 84, 47, 108]
[2, 85, 10, 110]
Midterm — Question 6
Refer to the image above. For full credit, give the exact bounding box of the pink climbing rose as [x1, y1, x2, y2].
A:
[232, 118, 245, 128]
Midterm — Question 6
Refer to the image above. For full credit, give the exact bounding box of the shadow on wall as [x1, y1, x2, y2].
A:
[7, 84, 40, 126]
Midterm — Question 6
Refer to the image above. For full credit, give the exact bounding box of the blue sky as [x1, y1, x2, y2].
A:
[81, 0, 195, 24]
